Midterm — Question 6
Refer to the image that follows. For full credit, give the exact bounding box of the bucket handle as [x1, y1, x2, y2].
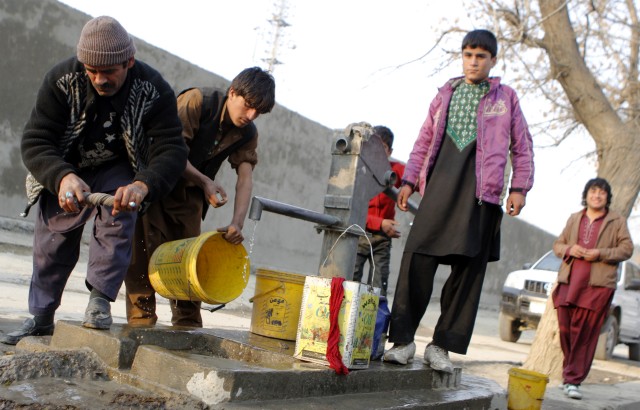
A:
[320, 224, 377, 289]
[249, 283, 285, 303]
[202, 303, 226, 313]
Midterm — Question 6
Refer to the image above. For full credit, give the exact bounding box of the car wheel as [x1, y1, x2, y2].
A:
[499, 311, 521, 343]
[594, 315, 618, 361]
[629, 343, 640, 361]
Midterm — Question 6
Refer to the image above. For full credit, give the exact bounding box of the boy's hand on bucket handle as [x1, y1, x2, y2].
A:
[218, 224, 244, 245]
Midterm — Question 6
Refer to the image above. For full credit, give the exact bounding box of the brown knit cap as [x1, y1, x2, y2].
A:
[77, 16, 136, 66]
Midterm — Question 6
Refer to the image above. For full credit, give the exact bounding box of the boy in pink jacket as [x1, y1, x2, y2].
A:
[384, 29, 534, 372]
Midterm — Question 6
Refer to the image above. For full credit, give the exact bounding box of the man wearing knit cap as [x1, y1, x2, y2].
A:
[1, 16, 187, 345]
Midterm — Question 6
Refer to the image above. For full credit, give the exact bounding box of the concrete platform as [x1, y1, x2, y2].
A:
[13, 320, 502, 408]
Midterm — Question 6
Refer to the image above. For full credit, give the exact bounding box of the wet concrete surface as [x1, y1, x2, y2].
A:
[2, 377, 202, 410]
[0, 318, 496, 409]
[0, 320, 207, 409]
[1, 223, 640, 408]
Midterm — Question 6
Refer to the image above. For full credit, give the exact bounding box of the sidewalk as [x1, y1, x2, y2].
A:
[1, 217, 639, 409]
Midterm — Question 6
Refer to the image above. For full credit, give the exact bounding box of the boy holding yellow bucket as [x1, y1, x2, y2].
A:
[125, 67, 276, 327]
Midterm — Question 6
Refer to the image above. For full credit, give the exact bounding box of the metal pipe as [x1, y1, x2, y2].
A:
[384, 186, 419, 215]
[335, 136, 350, 153]
[249, 196, 342, 226]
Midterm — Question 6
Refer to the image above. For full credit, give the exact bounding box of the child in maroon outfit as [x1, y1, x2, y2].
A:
[552, 178, 633, 400]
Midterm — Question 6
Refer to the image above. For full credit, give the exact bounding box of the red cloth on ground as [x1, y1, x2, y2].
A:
[326, 277, 349, 375]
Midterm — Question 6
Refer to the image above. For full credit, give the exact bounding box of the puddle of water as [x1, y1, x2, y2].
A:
[7, 382, 38, 401]
[2, 377, 195, 408]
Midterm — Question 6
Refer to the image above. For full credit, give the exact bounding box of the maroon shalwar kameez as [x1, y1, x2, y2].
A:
[553, 212, 614, 385]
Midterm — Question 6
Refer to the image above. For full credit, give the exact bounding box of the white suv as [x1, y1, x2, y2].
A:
[499, 250, 640, 361]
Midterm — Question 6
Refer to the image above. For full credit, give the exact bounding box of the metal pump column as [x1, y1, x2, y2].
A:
[317, 123, 394, 279]
[248, 122, 407, 280]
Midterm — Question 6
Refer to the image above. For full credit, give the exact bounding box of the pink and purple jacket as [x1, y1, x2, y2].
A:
[404, 76, 534, 205]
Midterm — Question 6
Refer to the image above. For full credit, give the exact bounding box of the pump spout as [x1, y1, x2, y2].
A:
[249, 196, 342, 226]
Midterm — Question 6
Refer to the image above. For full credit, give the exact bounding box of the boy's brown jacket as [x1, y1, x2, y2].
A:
[553, 209, 633, 289]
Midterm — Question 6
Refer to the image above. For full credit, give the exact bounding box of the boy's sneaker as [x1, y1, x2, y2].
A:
[423, 343, 454, 373]
[383, 342, 416, 365]
[564, 384, 583, 400]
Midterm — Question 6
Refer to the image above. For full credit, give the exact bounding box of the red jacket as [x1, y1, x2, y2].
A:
[366, 160, 405, 232]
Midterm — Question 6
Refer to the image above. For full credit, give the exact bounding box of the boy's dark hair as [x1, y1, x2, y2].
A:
[373, 125, 394, 149]
[229, 67, 276, 114]
[581, 177, 612, 209]
[462, 29, 498, 57]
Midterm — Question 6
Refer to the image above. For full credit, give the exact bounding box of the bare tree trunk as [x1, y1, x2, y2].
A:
[520, 0, 640, 381]
[522, 284, 563, 382]
[538, 0, 640, 216]
[523, 0, 640, 381]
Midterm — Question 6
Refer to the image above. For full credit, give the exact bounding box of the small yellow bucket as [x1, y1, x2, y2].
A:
[249, 269, 306, 341]
[507, 367, 549, 410]
[148, 231, 249, 304]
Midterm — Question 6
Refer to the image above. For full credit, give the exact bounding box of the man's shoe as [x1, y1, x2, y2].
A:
[423, 343, 454, 373]
[82, 297, 112, 329]
[564, 384, 582, 400]
[0, 318, 54, 345]
[383, 342, 416, 365]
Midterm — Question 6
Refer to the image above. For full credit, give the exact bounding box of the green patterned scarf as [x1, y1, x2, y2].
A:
[446, 81, 489, 151]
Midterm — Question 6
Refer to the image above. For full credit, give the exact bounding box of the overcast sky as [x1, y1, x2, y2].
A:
[56, 0, 628, 242]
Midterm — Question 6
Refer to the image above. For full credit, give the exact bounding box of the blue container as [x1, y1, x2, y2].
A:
[371, 296, 391, 360]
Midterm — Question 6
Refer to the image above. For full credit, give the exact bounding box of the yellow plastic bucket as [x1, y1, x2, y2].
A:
[507, 367, 549, 410]
[249, 269, 306, 341]
[148, 231, 249, 304]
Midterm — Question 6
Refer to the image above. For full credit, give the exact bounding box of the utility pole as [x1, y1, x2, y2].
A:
[260, 0, 293, 73]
